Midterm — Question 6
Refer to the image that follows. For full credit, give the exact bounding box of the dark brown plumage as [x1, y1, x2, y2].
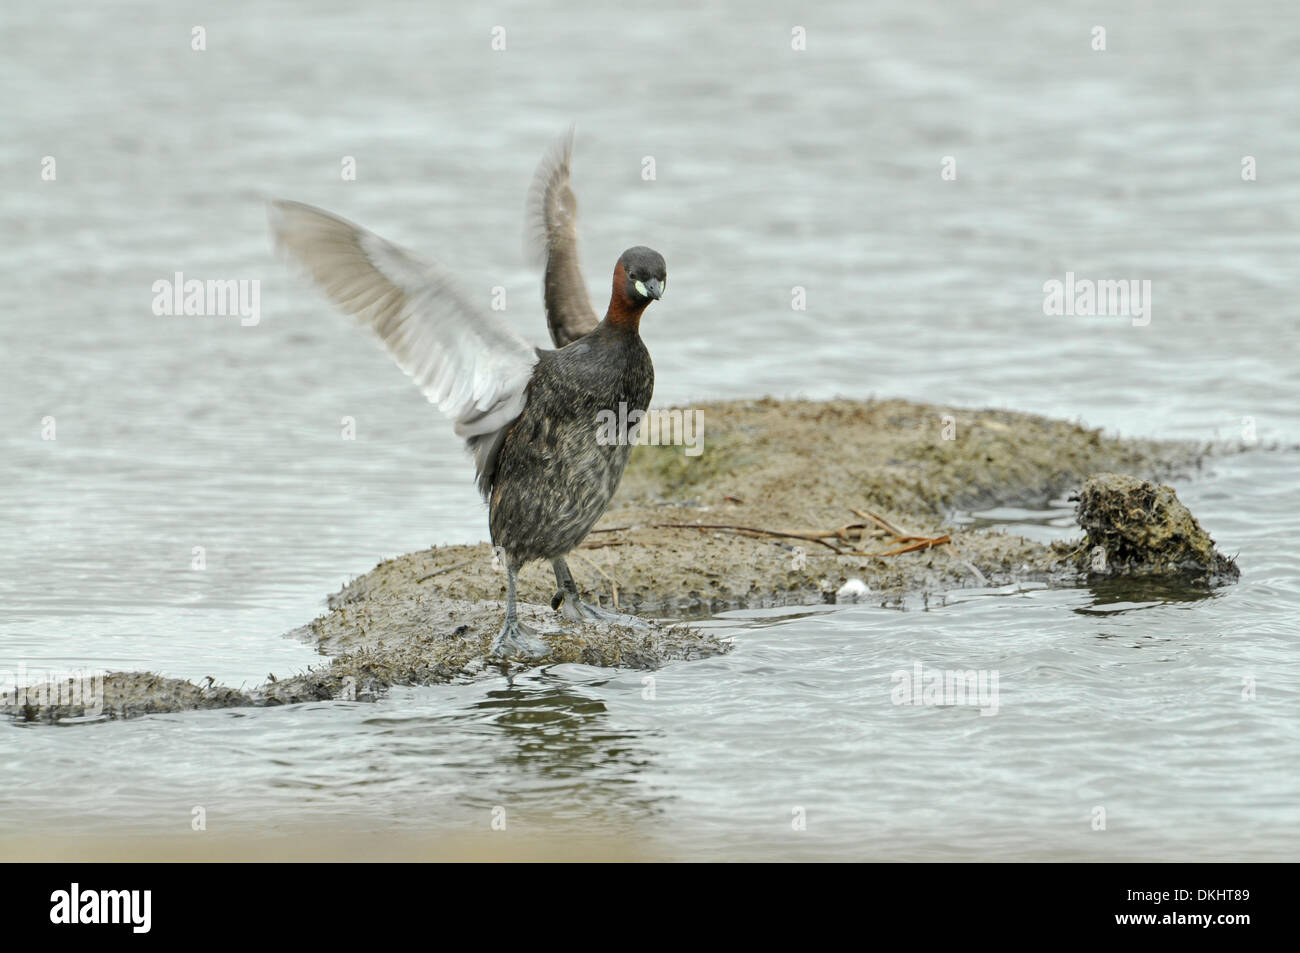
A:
[269, 129, 667, 659]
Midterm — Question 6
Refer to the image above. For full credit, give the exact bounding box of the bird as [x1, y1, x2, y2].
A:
[268, 128, 667, 659]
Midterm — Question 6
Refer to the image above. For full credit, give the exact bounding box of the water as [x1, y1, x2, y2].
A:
[2, 0, 1298, 858]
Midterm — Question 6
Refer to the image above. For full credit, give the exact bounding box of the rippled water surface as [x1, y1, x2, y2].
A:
[2, 0, 1298, 858]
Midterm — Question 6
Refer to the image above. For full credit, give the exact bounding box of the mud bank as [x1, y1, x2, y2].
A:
[7, 398, 1233, 723]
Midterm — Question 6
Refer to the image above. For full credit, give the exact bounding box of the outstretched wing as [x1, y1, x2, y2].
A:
[524, 126, 601, 347]
[268, 199, 538, 496]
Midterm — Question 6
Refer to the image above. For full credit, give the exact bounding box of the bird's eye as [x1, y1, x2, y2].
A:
[634, 280, 648, 297]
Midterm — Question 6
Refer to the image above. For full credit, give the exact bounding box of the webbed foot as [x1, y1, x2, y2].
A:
[553, 592, 650, 629]
[489, 618, 551, 660]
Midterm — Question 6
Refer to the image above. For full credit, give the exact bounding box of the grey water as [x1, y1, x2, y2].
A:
[2, 0, 1297, 858]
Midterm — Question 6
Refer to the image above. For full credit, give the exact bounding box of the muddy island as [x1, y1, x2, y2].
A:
[6, 397, 1238, 722]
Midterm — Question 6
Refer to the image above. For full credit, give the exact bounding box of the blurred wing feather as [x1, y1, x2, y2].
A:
[268, 199, 538, 493]
[524, 126, 601, 347]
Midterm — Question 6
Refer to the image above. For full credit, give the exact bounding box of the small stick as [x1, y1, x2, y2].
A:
[416, 560, 474, 583]
[850, 507, 910, 539]
[648, 522, 848, 553]
[860, 535, 951, 558]
[588, 515, 952, 562]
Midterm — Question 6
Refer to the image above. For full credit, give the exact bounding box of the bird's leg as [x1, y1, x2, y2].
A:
[489, 558, 551, 660]
[551, 557, 649, 629]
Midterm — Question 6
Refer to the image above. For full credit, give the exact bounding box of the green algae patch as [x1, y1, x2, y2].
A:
[1055, 473, 1239, 584]
[307, 595, 727, 680]
[3, 672, 254, 723]
[6, 397, 1229, 723]
[5, 602, 726, 722]
[357, 398, 1208, 615]
[618, 398, 1202, 519]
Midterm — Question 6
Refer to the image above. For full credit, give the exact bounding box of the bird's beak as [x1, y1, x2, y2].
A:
[644, 277, 663, 300]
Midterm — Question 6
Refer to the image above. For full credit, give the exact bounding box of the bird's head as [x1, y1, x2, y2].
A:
[617, 246, 666, 303]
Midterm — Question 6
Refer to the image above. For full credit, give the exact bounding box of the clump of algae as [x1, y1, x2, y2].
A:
[1058, 473, 1239, 584]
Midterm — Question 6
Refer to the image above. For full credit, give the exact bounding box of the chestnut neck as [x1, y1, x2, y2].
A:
[604, 259, 648, 333]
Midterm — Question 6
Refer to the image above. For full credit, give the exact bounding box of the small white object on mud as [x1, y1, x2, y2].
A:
[836, 578, 871, 603]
